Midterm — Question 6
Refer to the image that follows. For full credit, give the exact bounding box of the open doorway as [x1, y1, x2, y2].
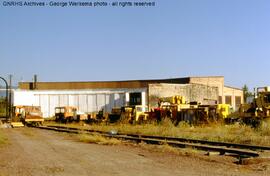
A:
[129, 92, 142, 106]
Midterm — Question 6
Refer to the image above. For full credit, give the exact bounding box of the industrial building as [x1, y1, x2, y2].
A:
[13, 76, 243, 118]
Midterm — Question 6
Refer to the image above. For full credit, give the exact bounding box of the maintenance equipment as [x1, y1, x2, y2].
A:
[108, 107, 122, 123]
[153, 95, 231, 125]
[108, 105, 149, 124]
[132, 105, 149, 123]
[55, 106, 77, 123]
[12, 105, 44, 126]
[55, 106, 88, 123]
[217, 104, 231, 119]
[237, 86, 270, 127]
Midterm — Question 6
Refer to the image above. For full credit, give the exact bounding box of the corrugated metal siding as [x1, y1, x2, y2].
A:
[104, 94, 113, 113]
[14, 88, 146, 118]
[34, 95, 40, 106]
[69, 95, 78, 107]
[78, 95, 87, 112]
[97, 94, 105, 112]
[87, 94, 97, 113]
[49, 95, 59, 117]
[59, 95, 68, 106]
[40, 95, 49, 117]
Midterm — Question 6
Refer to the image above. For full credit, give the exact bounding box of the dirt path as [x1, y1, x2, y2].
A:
[0, 128, 269, 176]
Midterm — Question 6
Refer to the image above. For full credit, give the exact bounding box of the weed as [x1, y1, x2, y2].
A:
[44, 166, 64, 174]
[78, 134, 121, 145]
[258, 121, 270, 136]
[139, 142, 199, 157]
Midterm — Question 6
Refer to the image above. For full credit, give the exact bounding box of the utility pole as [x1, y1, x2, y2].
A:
[0, 76, 9, 121]
[9, 74, 12, 120]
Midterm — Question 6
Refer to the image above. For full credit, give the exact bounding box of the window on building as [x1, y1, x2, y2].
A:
[129, 92, 142, 105]
[218, 96, 222, 104]
[225, 96, 232, 105]
[235, 96, 241, 106]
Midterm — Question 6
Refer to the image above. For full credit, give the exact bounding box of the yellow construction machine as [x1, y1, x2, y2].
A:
[12, 105, 44, 127]
[236, 86, 270, 127]
[54, 106, 89, 123]
[55, 106, 79, 123]
[133, 105, 149, 123]
[108, 105, 149, 124]
[216, 104, 231, 119]
[155, 95, 232, 125]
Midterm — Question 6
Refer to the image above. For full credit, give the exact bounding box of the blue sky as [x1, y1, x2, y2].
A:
[1, 0, 270, 90]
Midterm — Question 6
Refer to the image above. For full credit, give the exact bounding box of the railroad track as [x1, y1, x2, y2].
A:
[35, 125, 269, 161]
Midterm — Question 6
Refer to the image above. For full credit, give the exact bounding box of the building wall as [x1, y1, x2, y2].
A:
[13, 88, 147, 118]
[148, 83, 218, 108]
[15, 77, 243, 114]
[188, 77, 243, 110]
[189, 76, 224, 99]
[223, 86, 243, 110]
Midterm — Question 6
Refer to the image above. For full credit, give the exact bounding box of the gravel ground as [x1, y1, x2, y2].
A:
[0, 128, 269, 176]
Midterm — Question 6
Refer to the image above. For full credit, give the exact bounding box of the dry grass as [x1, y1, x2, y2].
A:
[44, 166, 64, 174]
[45, 119, 270, 146]
[0, 130, 8, 146]
[78, 133, 121, 145]
[139, 142, 200, 157]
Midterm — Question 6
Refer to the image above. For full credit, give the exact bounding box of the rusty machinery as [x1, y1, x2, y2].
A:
[152, 96, 231, 125]
[235, 86, 270, 127]
[12, 105, 44, 126]
[55, 106, 77, 123]
[108, 105, 149, 124]
[55, 106, 88, 123]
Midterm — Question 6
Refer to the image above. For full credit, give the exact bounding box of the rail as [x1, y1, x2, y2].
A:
[46, 125, 270, 151]
[35, 125, 262, 159]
